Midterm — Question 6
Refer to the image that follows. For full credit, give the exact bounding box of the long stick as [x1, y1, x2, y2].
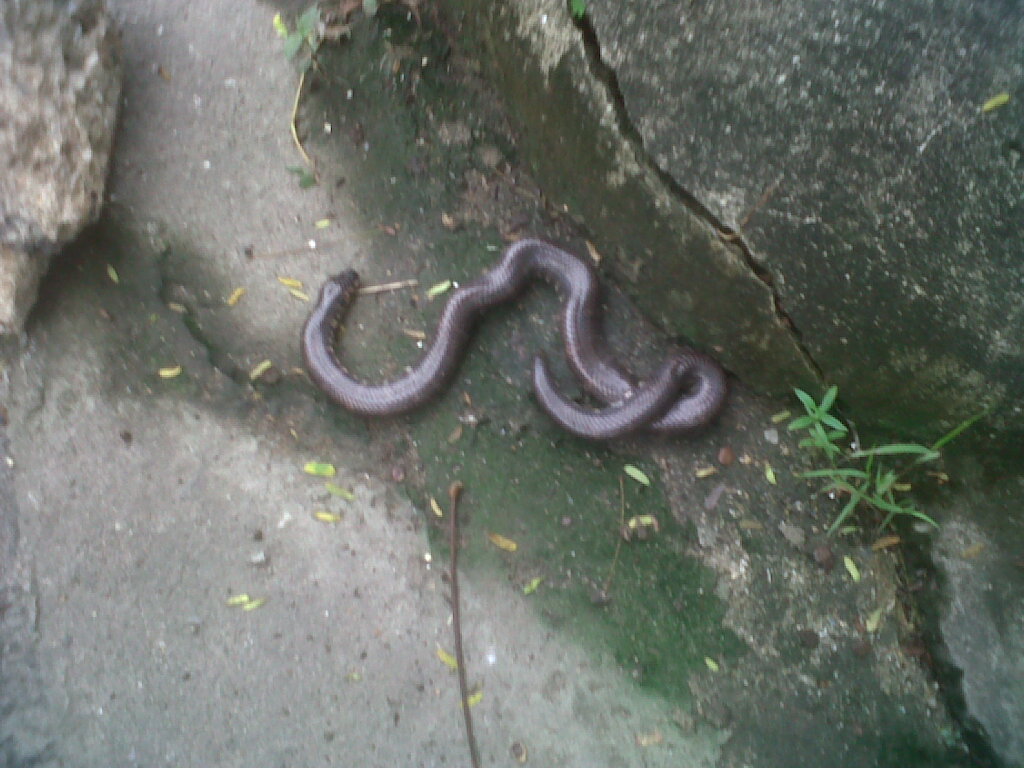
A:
[447, 481, 481, 768]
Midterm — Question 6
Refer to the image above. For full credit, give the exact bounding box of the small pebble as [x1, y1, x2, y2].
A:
[796, 629, 819, 649]
[813, 543, 836, 572]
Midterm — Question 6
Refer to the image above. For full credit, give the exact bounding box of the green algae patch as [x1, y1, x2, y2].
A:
[406, 323, 744, 700]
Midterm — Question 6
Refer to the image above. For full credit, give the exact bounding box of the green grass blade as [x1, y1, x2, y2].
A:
[794, 388, 818, 414]
[800, 468, 870, 480]
[788, 415, 815, 431]
[829, 492, 863, 535]
[820, 385, 839, 413]
[850, 443, 938, 458]
[931, 409, 990, 451]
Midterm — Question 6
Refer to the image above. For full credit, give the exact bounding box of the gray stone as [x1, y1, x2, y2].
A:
[444, 0, 1024, 440]
[931, 464, 1024, 768]
[0, 0, 121, 334]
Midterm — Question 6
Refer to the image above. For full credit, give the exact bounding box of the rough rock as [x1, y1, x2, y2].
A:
[443, 0, 1024, 442]
[0, 0, 121, 334]
[928, 462, 1024, 768]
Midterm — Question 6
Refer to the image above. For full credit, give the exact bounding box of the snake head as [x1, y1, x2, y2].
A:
[318, 269, 361, 307]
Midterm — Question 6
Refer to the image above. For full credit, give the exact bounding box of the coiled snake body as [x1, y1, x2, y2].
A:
[301, 239, 726, 439]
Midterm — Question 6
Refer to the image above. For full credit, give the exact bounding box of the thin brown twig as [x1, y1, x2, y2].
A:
[359, 278, 419, 295]
[290, 68, 317, 176]
[601, 475, 627, 597]
[447, 481, 481, 768]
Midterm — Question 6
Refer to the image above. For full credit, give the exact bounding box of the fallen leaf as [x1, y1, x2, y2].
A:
[249, 359, 273, 380]
[436, 646, 458, 670]
[523, 576, 543, 595]
[314, 218, 332, 229]
[871, 535, 901, 550]
[695, 466, 718, 479]
[426, 279, 452, 299]
[241, 597, 266, 611]
[289, 288, 310, 302]
[635, 729, 664, 747]
[866, 607, 883, 633]
[771, 409, 791, 423]
[981, 92, 1010, 112]
[465, 690, 483, 708]
[704, 656, 720, 672]
[430, 497, 443, 517]
[107, 264, 120, 284]
[765, 464, 777, 485]
[158, 365, 182, 378]
[277, 276, 304, 289]
[313, 510, 342, 523]
[226, 287, 246, 306]
[303, 461, 336, 477]
[488, 532, 518, 552]
[961, 542, 985, 559]
[226, 593, 251, 606]
[844, 555, 861, 582]
[325, 482, 354, 500]
[624, 465, 651, 486]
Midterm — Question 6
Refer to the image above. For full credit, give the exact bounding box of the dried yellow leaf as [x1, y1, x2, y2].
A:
[226, 593, 251, 606]
[402, 328, 427, 341]
[871, 535, 901, 550]
[523, 576, 543, 595]
[771, 409, 792, 423]
[241, 597, 266, 611]
[303, 461, 336, 477]
[436, 646, 458, 670]
[465, 690, 483, 708]
[430, 497, 444, 517]
[635, 729, 664, 747]
[106, 264, 120, 284]
[487, 532, 518, 552]
[704, 656, 720, 672]
[158, 365, 183, 378]
[167, 301, 187, 314]
[272, 12, 288, 37]
[624, 464, 651, 485]
[325, 482, 354, 500]
[277, 276, 304, 289]
[981, 92, 1010, 112]
[695, 466, 718, 479]
[314, 218, 332, 229]
[426, 279, 452, 299]
[226, 287, 246, 306]
[313, 510, 342, 523]
[249, 359, 273, 380]
[844, 555, 861, 582]
[961, 542, 985, 559]
[866, 607, 883, 633]
[289, 288, 310, 302]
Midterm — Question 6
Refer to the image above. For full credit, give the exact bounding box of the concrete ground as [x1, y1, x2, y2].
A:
[0, 2, 981, 767]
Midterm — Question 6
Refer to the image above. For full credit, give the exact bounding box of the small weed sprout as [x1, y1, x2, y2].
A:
[788, 386, 986, 535]
[273, 5, 325, 186]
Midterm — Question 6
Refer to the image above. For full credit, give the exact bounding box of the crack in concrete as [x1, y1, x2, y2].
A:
[567, 3, 824, 381]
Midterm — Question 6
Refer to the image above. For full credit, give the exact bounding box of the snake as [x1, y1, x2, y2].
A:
[301, 239, 726, 438]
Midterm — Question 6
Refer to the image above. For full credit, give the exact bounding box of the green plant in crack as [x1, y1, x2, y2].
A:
[273, 4, 325, 188]
[788, 385, 987, 534]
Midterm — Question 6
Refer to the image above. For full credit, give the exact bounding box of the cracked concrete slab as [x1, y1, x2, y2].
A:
[0, 2, 1007, 767]
[446, 0, 1024, 442]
